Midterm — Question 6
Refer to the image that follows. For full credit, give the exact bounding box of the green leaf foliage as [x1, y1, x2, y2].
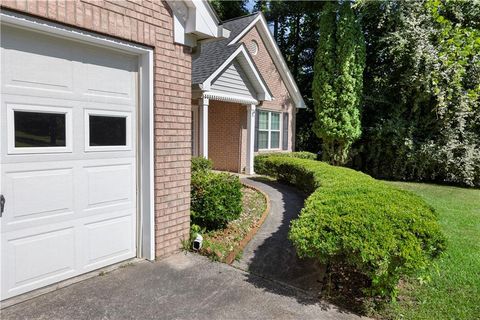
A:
[209, 0, 248, 21]
[191, 165, 243, 231]
[312, 1, 365, 165]
[353, 0, 480, 187]
[191, 156, 213, 173]
[254, 151, 317, 174]
[255, 154, 446, 299]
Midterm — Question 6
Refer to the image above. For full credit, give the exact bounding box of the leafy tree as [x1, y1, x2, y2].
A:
[354, 0, 480, 186]
[312, 1, 365, 165]
[209, 0, 248, 21]
[254, 1, 324, 153]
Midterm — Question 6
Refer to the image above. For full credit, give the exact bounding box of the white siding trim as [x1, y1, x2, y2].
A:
[211, 61, 257, 100]
[203, 91, 259, 105]
[203, 45, 272, 101]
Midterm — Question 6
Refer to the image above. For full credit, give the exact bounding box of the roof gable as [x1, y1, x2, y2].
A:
[194, 44, 272, 103]
[211, 60, 257, 100]
[227, 13, 306, 108]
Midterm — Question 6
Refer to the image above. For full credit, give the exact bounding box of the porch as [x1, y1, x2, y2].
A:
[192, 97, 257, 174]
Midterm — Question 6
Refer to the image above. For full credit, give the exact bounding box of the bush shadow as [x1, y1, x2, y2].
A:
[236, 177, 365, 315]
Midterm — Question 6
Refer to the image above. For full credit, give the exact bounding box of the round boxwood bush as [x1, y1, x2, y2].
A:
[256, 155, 446, 299]
[191, 170, 243, 230]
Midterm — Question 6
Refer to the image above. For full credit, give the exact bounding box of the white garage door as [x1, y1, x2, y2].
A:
[0, 26, 138, 300]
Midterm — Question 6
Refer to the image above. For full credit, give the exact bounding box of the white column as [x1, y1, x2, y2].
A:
[199, 97, 209, 159]
[246, 104, 256, 175]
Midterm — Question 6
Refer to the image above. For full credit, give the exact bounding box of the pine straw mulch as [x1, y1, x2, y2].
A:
[198, 186, 267, 262]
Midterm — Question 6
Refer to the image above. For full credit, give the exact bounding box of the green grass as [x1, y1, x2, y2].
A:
[382, 182, 480, 320]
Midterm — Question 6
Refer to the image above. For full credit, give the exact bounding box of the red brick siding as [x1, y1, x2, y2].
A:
[240, 25, 296, 151]
[1, 0, 192, 258]
[208, 101, 246, 172]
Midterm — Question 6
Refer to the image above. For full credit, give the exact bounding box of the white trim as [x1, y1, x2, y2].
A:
[199, 97, 209, 159]
[1, 10, 156, 261]
[7, 104, 73, 155]
[257, 110, 282, 151]
[191, 105, 199, 157]
[227, 14, 306, 109]
[167, 0, 225, 46]
[202, 45, 272, 101]
[0, 10, 151, 55]
[84, 109, 132, 152]
[246, 105, 256, 175]
[203, 91, 259, 105]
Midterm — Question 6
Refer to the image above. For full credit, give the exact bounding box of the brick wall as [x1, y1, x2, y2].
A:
[1, 0, 192, 258]
[240, 25, 296, 151]
[208, 101, 246, 172]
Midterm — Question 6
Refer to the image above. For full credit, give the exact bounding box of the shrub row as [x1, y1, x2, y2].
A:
[191, 157, 243, 230]
[254, 151, 317, 174]
[255, 155, 446, 299]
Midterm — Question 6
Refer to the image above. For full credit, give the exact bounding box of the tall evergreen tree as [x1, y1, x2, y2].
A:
[312, 1, 365, 165]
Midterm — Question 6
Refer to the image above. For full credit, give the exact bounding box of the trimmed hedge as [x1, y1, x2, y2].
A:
[255, 155, 446, 299]
[191, 158, 242, 230]
[254, 151, 317, 174]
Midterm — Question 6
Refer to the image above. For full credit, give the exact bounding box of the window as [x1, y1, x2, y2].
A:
[257, 110, 281, 150]
[7, 104, 72, 154]
[85, 110, 131, 151]
[14, 111, 66, 148]
[89, 115, 126, 146]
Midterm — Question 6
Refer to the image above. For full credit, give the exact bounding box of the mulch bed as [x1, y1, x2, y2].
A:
[197, 183, 269, 263]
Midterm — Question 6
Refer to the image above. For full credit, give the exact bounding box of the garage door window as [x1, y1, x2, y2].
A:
[89, 116, 126, 146]
[7, 105, 72, 154]
[85, 110, 131, 151]
[15, 111, 66, 147]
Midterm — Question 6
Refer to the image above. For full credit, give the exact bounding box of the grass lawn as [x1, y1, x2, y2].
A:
[382, 182, 480, 320]
[195, 186, 267, 262]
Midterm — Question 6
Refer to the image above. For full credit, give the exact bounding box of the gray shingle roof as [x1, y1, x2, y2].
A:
[192, 13, 260, 85]
[222, 13, 260, 43]
[192, 40, 242, 84]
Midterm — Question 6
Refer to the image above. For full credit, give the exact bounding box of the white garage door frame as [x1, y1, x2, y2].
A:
[0, 10, 156, 262]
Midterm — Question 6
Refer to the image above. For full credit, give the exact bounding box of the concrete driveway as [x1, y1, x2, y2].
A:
[2, 253, 365, 320]
[2, 177, 368, 320]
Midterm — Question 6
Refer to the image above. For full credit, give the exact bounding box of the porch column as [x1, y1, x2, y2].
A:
[246, 104, 256, 175]
[199, 97, 209, 159]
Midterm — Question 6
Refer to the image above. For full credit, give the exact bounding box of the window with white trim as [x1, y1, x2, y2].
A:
[84, 109, 132, 152]
[257, 110, 281, 150]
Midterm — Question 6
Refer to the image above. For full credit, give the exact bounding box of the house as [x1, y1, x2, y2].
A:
[0, 1, 303, 303]
[191, 13, 305, 174]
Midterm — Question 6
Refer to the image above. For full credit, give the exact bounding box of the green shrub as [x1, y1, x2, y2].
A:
[191, 171, 243, 230]
[192, 156, 213, 173]
[254, 151, 317, 174]
[256, 156, 446, 299]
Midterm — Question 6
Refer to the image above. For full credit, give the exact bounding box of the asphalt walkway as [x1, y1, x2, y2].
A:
[235, 177, 326, 293]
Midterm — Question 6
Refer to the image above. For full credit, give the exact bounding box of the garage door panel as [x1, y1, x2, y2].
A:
[1, 25, 138, 301]
[4, 227, 76, 294]
[83, 214, 135, 268]
[82, 47, 137, 104]
[1, 26, 75, 95]
[4, 168, 74, 224]
[85, 164, 133, 208]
